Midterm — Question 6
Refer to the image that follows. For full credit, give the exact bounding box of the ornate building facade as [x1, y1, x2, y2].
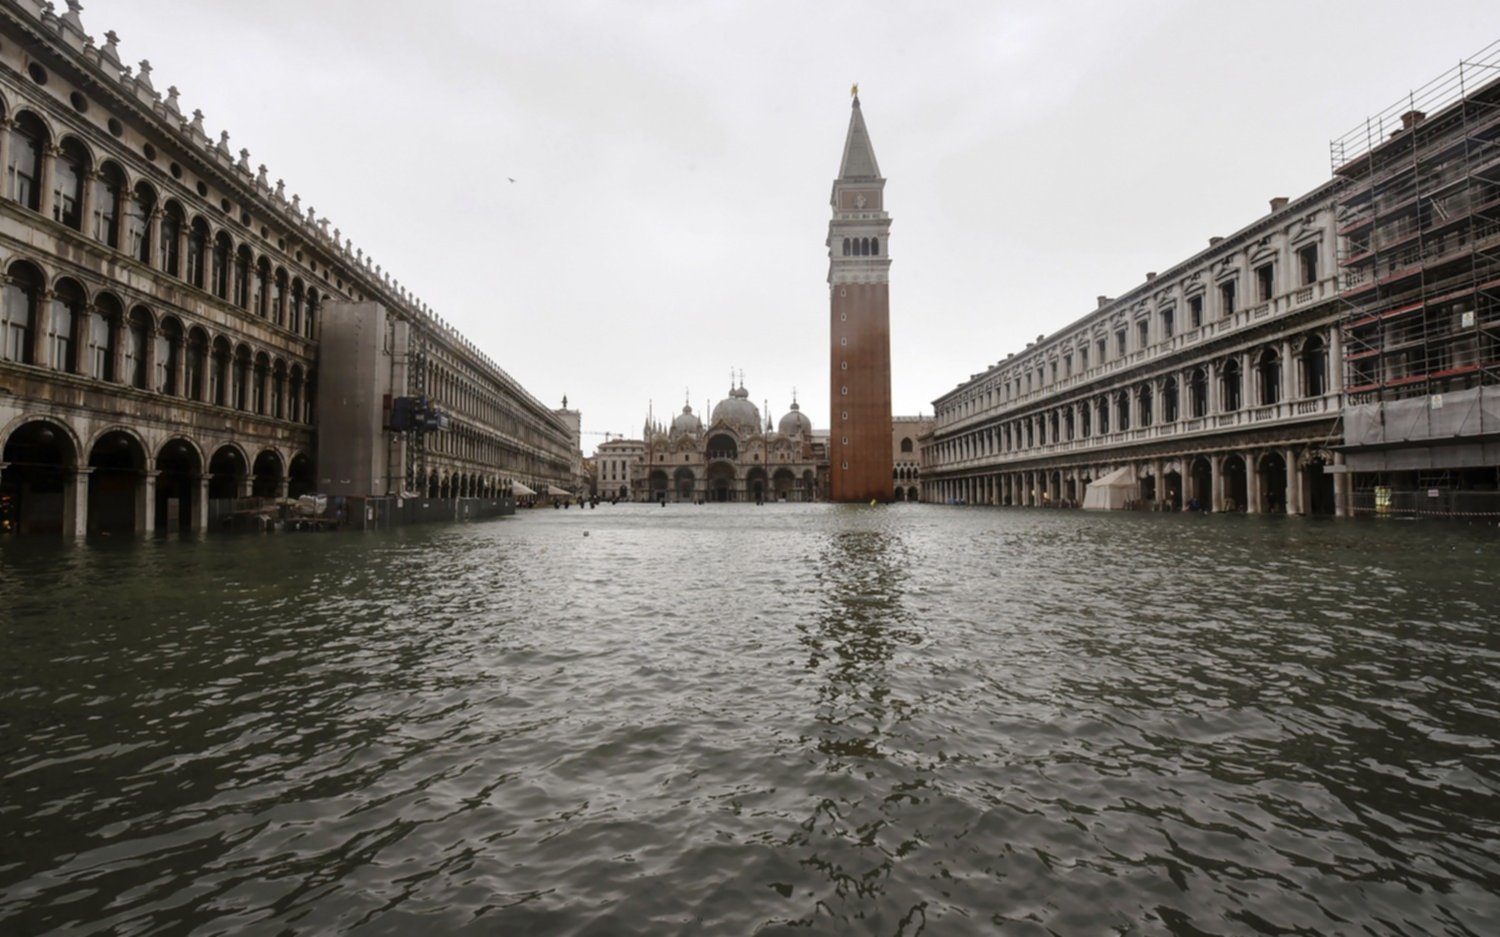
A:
[634, 383, 825, 502]
[924, 187, 1348, 514]
[0, 0, 574, 535]
[828, 93, 894, 501]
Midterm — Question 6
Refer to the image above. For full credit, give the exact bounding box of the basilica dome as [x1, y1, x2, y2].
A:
[711, 385, 761, 432]
[670, 404, 702, 437]
[778, 400, 813, 437]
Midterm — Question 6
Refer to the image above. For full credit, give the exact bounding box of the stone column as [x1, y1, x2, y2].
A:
[63, 467, 90, 538]
[1246, 451, 1261, 514]
[1327, 325, 1343, 395]
[146, 209, 161, 269]
[37, 144, 58, 220]
[110, 312, 126, 383]
[237, 472, 253, 498]
[1333, 452, 1350, 517]
[1280, 340, 1295, 403]
[0, 119, 10, 197]
[171, 333, 186, 397]
[194, 474, 210, 532]
[1210, 457, 1223, 512]
[138, 470, 157, 534]
[1285, 448, 1301, 515]
[79, 169, 97, 238]
[30, 289, 52, 367]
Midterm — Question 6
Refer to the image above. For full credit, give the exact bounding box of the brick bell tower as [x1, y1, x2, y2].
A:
[828, 89, 894, 502]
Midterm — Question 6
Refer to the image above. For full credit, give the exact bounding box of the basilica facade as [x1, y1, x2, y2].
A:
[633, 383, 826, 502]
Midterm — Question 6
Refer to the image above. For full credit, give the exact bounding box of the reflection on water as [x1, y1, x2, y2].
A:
[1, 505, 1497, 935]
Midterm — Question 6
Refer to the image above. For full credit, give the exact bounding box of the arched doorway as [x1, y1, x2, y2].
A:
[1304, 453, 1336, 515]
[802, 469, 816, 501]
[1259, 452, 1288, 513]
[746, 467, 767, 503]
[772, 467, 796, 501]
[707, 462, 736, 501]
[893, 486, 906, 502]
[2, 419, 78, 534]
[1221, 454, 1247, 512]
[1164, 470, 1183, 511]
[208, 445, 247, 499]
[673, 466, 695, 502]
[155, 438, 201, 533]
[253, 450, 284, 498]
[88, 430, 147, 536]
[1189, 457, 1212, 510]
[648, 469, 668, 502]
[907, 486, 918, 502]
[288, 453, 315, 499]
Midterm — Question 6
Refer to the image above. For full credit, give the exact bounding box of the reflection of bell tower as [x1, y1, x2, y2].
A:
[827, 90, 894, 502]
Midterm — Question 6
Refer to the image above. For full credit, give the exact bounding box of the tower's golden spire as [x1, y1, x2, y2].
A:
[850, 82, 859, 98]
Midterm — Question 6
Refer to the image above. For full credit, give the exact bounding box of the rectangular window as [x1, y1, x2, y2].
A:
[1256, 263, 1274, 302]
[1298, 244, 1318, 285]
[1079, 347, 1089, 369]
[1188, 295, 1203, 328]
[1050, 361, 1058, 383]
[1220, 280, 1237, 318]
[1137, 320, 1150, 349]
[1063, 353, 1072, 377]
[1096, 337, 1106, 362]
[1115, 328, 1127, 357]
[1161, 307, 1175, 338]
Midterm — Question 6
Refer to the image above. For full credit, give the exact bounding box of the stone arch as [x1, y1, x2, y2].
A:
[155, 436, 203, 532]
[87, 427, 149, 536]
[54, 135, 92, 230]
[7, 110, 51, 211]
[1, 415, 82, 534]
[287, 451, 315, 499]
[208, 442, 251, 499]
[252, 448, 284, 498]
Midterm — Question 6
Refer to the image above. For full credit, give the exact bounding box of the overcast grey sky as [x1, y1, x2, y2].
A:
[90, 0, 1500, 448]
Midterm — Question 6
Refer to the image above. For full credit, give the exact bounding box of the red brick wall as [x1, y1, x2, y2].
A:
[830, 281, 894, 501]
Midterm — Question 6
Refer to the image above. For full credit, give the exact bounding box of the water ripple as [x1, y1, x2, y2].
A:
[2, 505, 1498, 935]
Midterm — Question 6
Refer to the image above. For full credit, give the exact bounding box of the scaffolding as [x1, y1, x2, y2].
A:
[1330, 41, 1500, 406]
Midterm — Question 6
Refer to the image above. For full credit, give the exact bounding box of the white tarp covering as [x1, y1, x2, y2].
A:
[1081, 466, 1138, 511]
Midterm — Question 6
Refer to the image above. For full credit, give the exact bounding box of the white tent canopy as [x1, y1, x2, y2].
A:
[1081, 466, 1138, 511]
[510, 481, 536, 496]
[546, 485, 571, 497]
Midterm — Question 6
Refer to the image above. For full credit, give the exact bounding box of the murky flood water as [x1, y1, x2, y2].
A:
[2, 505, 1497, 935]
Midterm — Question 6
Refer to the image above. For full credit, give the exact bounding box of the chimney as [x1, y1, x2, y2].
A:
[1145, 271, 1157, 281]
[1269, 196, 1289, 212]
[1209, 236, 1224, 246]
[1401, 109, 1426, 130]
[1096, 295, 1112, 309]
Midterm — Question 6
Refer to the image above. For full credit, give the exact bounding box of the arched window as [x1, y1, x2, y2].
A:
[253, 352, 269, 414]
[271, 268, 287, 327]
[49, 278, 86, 372]
[1302, 335, 1327, 397]
[842, 237, 850, 256]
[253, 258, 269, 317]
[900, 437, 913, 453]
[289, 279, 304, 335]
[1163, 377, 1179, 422]
[304, 289, 318, 339]
[1189, 368, 1208, 417]
[1138, 383, 1153, 426]
[232, 344, 251, 410]
[272, 359, 286, 419]
[1, 261, 44, 364]
[127, 182, 155, 264]
[212, 232, 232, 299]
[93, 161, 125, 248]
[53, 137, 89, 229]
[6, 112, 47, 211]
[1257, 348, 1280, 405]
[210, 337, 230, 406]
[234, 245, 251, 308]
[1116, 391, 1130, 432]
[185, 327, 207, 401]
[186, 217, 209, 288]
[1221, 358, 1242, 412]
[124, 306, 150, 388]
[288, 364, 304, 423]
[871, 237, 879, 256]
[88, 292, 121, 381]
[159, 201, 183, 277]
[155, 317, 181, 395]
